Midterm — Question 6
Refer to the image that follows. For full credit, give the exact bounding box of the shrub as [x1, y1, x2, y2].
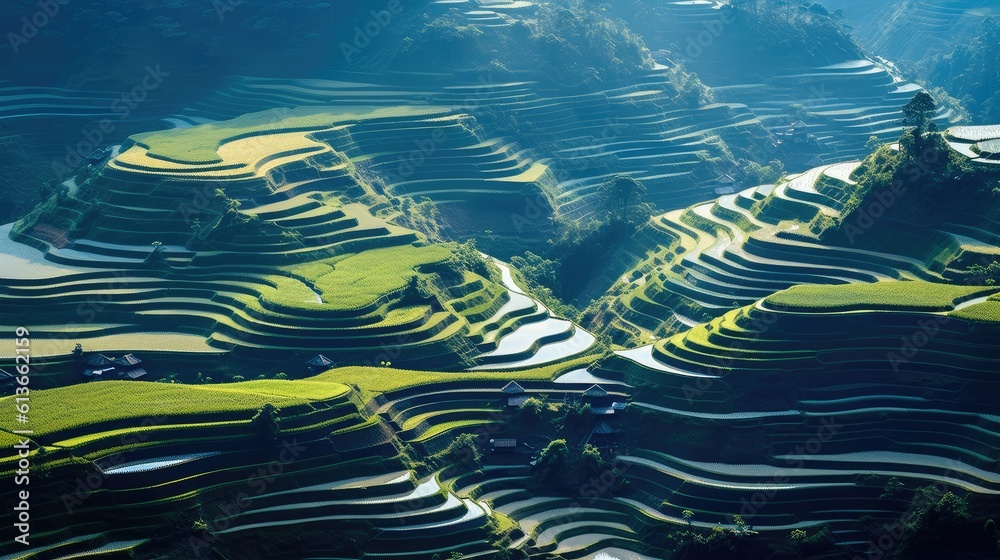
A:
[434, 432, 481, 472]
[251, 403, 280, 443]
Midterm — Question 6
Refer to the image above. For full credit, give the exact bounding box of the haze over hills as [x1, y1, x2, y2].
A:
[820, 0, 1000, 123]
[0, 1, 999, 560]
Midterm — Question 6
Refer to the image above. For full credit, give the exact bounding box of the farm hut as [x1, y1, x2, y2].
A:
[124, 368, 149, 379]
[583, 385, 627, 415]
[84, 367, 117, 379]
[306, 354, 334, 371]
[714, 174, 736, 186]
[583, 384, 607, 397]
[85, 148, 111, 164]
[591, 401, 628, 416]
[502, 381, 527, 407]
[84, 354, 114, 367]
[582, 384, 610, 405]
[490, 438, 518, 452]
[502, 381, 526, 394]
[585, 422, 618, 448]
[114, 354, 142, 366]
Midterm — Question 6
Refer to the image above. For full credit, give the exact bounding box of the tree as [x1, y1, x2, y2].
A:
[985, 519, 999, 555]
[192, 517, 209, 533]
[251, 403, 280, 443]
[447, 239, 494, 281]
[537, 439, 569, 466]
[934, 492, 970, 519]
[579, 443, 605, 481]
[512, 396, 546, 428]
[901, 92, 937, 156]
[965, 261, 1000, 286]
[743, 158, 784, 184]
[881, 476, 904, 511]
[598, 174, 648, 225]
[732, 514, 756, 535]
[533, 439, 570, 485]
[146, 240, 168, 264]
[682, 509, 694, 525]
[438, 433, 481, 471]
[509, 252, 559, 292]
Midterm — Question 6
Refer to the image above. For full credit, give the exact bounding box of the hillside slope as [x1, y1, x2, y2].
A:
[583, 127, 1000, 344]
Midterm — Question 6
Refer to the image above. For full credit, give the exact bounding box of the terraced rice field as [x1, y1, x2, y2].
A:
[307, 289, 998, 557]
[823, 0, 1000, 63]
[0, 81, 178, 157]
[946, 125, 1000, 166]
[0, 357, 622, 560]
[469, 259, 597, 370]
[589, 159, 1000, 342]
[159, 69, 772, 225]
[591, 281, 1000, 545]
[0, 106, 606, 374]
[3, 277, 999, 559]
[1, 4, 997, 555]
[640, 2, 958, 164]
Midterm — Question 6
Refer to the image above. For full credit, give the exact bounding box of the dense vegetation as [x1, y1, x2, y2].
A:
[835, 131, 999, 234]
[927, 17, 1000, 123]
[390, 1, 656, 87]
[611, 0, 862, 79]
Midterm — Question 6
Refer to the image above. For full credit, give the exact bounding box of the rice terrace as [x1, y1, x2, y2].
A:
[0, 1, 998, 559]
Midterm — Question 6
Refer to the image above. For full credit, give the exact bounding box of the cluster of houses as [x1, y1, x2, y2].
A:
[500, 381, 627, 414]
[712, 173, 738, 195]
[489, 380, 627, 456]
[81, 353, 148, 381]
[774, 120, 814, 145]
[67, 352, 335, 385]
